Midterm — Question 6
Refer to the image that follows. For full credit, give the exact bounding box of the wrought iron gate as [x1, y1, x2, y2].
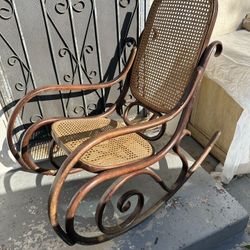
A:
[0, 0, 150, 142]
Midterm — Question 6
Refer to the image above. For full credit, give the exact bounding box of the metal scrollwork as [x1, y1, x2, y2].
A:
[59, 48, 76, 82]
[63, 74, 73, 82]
[125, 37, 136, 48]
[58, 48, 77, 62]
[15, 82, 25, 92]
[7, 55, 29, 71]
[87, 103, 97, 112]
[0, 0, 13, 20]
[119, 0, 130, 8]
[58, 47, 69, 57]
[7, 56, 20, 67]
[73, 105, 86, 116]
[72, 0, 85, 13]
[88, 70, 97, 79]
[7, 55, 30, 95]
[55, 0, 69, 14]
[84, 45, 94, 54]
[7, 56, 29, 93]
[55, 0, 85, 14]
[30, 114, 43, 123]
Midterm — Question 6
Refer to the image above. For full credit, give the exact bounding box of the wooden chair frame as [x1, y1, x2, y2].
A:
[6, 0, 222, 245]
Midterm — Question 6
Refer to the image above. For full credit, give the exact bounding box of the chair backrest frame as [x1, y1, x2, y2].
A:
[130, 0, 218, 114]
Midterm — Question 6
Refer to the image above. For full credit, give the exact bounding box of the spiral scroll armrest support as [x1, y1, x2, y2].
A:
[6, 47, 137, 170]
[123, 101, 166, 141]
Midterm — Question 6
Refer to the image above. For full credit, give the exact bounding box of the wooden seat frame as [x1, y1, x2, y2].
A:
[7, 0, 222, 245]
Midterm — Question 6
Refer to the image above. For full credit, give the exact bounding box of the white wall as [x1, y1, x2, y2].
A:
[212, 0, 250, 37]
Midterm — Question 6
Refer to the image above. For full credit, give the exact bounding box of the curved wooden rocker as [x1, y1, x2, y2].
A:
[7, 0, 223, 245]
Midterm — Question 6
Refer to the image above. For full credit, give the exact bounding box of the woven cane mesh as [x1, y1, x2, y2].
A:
[52, 118, 153, 168]
[130, 0, 214, 113]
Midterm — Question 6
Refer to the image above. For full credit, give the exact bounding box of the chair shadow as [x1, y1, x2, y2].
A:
[0, 146, 185, 249]
[0, 137, 17, 170]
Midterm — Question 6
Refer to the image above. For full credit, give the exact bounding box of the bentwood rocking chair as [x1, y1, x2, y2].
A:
[7, 0, 222, 245]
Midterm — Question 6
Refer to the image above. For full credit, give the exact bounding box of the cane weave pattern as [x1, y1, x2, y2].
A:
[52, 118, 153, 168]
[130, 0, 214, 113]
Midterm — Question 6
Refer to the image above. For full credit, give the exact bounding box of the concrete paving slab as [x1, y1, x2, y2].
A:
[0, 154, 248, 250]
[226, 175, 250, 217]
[225, 175, 250, 235]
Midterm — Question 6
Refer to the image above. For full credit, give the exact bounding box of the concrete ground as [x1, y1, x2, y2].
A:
[225, 175, 250, 235]
[0, 133, 249, 249]
[0, 164, 248, 250]
[182, 136, 250, 248]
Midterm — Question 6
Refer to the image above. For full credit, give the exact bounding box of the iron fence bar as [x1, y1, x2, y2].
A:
[1, 0, 149, 132]
[45, 13, 80, 113]
[11, 0, 44, 120]
[68, 0, 88, 115]
[92, 0, 105, 110]
[115, 0, 125, 117]
[40, 0, 68, 117]
[115, 0, 122, 75]
[0, 34, 31, 120]
[79, 1, 93, 81]
[137, 0, 140, 115]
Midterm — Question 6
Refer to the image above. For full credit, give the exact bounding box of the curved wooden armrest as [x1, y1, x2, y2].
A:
[198, 41, 222, 69]
[58, 72, 205, 173]
[68, 49, 226, 171]
[52, 63, 206, 172]
[7, 47, 137, 163]
[59, 115, 171, 172]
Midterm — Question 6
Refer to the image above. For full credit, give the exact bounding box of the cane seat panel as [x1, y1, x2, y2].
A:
[51, 118, 154, 168]
[130, 0, 214, 113]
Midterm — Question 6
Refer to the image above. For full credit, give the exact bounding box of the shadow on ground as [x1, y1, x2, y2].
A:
[0, 157, 183, 250]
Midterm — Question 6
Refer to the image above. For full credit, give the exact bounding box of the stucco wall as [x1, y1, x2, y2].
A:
[212, 0, 250, 37]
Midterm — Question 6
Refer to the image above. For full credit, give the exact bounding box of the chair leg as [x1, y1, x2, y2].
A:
[48, 131, 220, 245]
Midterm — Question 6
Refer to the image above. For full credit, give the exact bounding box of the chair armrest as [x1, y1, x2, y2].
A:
[57, 101, 190, 173]
[198, 41, 223, 69]
[7, 47, 137, 160]
[10, 46, 137, 115]
[79, 64, 208, 167]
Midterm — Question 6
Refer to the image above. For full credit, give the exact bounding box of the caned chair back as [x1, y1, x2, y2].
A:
[130, 0, 217, 113]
